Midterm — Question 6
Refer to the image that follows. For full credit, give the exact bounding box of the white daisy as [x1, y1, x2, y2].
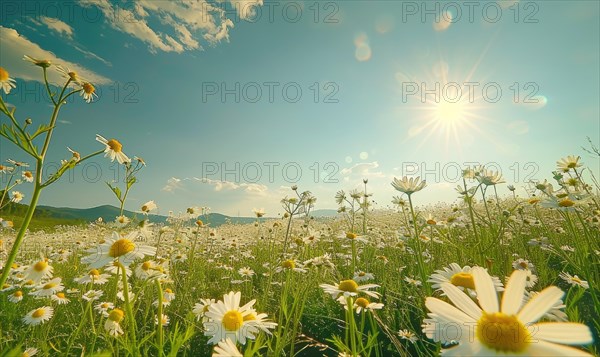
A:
[96, 135, 130, 164]
[320, 279, 380, 299]
[0, 66, 17, 94]
[428, 263, 503, 295]
[51, 292, 70, 305]
[212, 338, 242, 357]
[391, 176, 426, 195]
[105, 308, 125, 337]
[423, 268, 593, 356]
[24, 259, 53, 283]
[141, 200, 157, 214]
[204, 291, 261, 345]
[81, 232, 156, 268]
[193, 298, 216, 322]
[8, 290, 24, 303]
[23, 306, 54, 326]
[559, 272, 589, 289]
[29, 278, 64, 297]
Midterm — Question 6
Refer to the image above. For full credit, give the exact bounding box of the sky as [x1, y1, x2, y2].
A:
[1, 0, 599, 217]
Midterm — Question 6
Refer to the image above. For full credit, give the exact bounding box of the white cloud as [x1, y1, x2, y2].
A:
[78, 0, 246, 53]
[0, 26, 111, 85]
[231, 0, 264, 20]
[194, 177, 268, 195]
[73, 45, 112, 67]
[162, 177, 183, 192]
[340, 161, 386, 178]
[40, 16, 74, 38]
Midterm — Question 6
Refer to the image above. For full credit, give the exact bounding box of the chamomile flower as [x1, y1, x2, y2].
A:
[56, 65, 83, 84]
[105, 308, 125, 337]
[428, 263, 503, 295]
[559, 272, 589, 289]
[80, 82, 97, 103]
[95, 302, 115, 317]
[252, 208, 265, 218]
[24, 259, 53, 283]
[23, 306, 54, 326]
[193, 298, 216, 322]
[212, 338, 242, 357]
[23, 55, 51, 68]
[21, 347, 38, 357]
[115, 215, 130, 227]
[141, 200, 157, 214]
[21, 171, 33, 182]
[82, 289, 104, 302]
[204, 291, 261, 345]
[557, 155, 582, 172]
[74, 269, 110, 285]
[353, 271, 374, 282]
[391, 176, 426, 195]
[51, 292, 70, 305]
[155, 314, 170, 326]
[320, 279, 380, 299]
[338, 296, 384, 313]
[82, 232, 156, 268]
[8, 290, 23, 303]
[11, 191, 24, 203]
[512, 259, 535, 271]
[238, 267, 255, 278]
[423, 268, 594, 356]
[398, 329, 419, 343]
[29, 278, 64, 297]
[0, 67, 16, 94]
[96, 135, 130, 164]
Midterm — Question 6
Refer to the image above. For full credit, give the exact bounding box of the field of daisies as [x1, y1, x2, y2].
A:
[1, 61, 600, 356]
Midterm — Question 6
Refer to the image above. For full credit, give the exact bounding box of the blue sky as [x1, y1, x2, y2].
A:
[1, 0, 599, 216]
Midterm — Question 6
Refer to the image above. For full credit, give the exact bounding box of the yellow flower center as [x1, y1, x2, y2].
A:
[32, 308, 46, 318]
[572, 276, 583, 284]
[33, 260, 48, 272]
[14, 291, 23, 297]
[338, 279, 359, 293]
[165, 288, 173, 294]
[68, 71, 78, 81]
[528, 198, 540, 205]
[23, 171, 33, 179]
[196, 220, 203, 227]
[358, 272, 366, 277]
[450, 272, 475, 290]
[426, 219, 436, 225]
[101, 303, 110, 308]
[567, 161, 577, 168]
[90, 269, 100, 276]
[355, 297, 369, 308]
[558, 199, 574, 207]
[476, 312, 530, 353]
[56, 292, 66, 299]
[43, 282, 57, 290]
[108, 239, 135, 258]
[281, 260, 295, 269]
[346, 232, 357, 239]
[141, 261, 152, 271]
[243, 312, 257, 321]
[0, 67, 8, 81]
[108, 308, 124, 322]
[222, 310, 243, 331]
[107, 139, 123, 153]
[83, 82, 95, 94]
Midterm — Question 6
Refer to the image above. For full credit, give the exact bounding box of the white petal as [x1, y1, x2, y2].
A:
[472, 267, 498, 313]
[518, 286, 564, 324]
[533, 322, 593, 345]
[425, 297, 476, 324]
[501, 270, 527, 315]
[440, 283, 482, 320]
[527, 340, 593, 356]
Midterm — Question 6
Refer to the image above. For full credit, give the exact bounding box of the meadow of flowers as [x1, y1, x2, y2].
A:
[1, 59, 599, 356]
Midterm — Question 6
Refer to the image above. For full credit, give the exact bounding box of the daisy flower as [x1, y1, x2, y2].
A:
[95, 302, 115, 317]
[557, 155, 582, 172]
[82, 289, 104, 302]
[340, 232, 368, 243]
[398, 329, 419, 343]
[23, 55, 51, 68]
[24, 259, 53, 283]
[276, 259, 307, 273]
[21, 347, 38, 357]
[141, 200, 157, 214]
[115, 215, 130, 227]
[559, 272, 589, 289]
[524, 290, 568, 322]
[429, 263, 503, 295]
[238, 267, 255, 278]
[512, 259, 535, 271]
[391, 176, 426, 195]
[81, 232, 156, 268]
[11, 191, 24, 203]
[193, 298, 216, 322]
[204, 291, 264, 345]
[212, 338, 242, 357]
[338, 296, 384, 313]
[252, 208, 265, 218]
[0, 66, 17, 94]
[51, 292, 70, 305]
[29, 278, 64, 297]
[8, 290, 23, 303]
[74, 268, 110, 285]
[96, 135, 130, 164]
[476, 169, 505, 186]
[423, 268, 593, 356]
[135, 260, 168, 281]
[155, 314, 170, 326]
[80, 82, 97, 103]
[320, 279, 380, 299]
[105, 308, 125, 337]
[23, 306, 54, 326]
[21, 171, 34, 182]
[56, 65, 84, 84]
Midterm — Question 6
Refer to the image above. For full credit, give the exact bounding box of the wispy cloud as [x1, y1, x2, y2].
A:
[341, 162, 386, 178]
[162, 177, 183, 192]
[77, 0, 260, 54]
[0, 26, 111, 85]
[40, 16, 74, 39]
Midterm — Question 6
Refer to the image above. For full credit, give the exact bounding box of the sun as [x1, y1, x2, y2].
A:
[434, 100, 467, 123]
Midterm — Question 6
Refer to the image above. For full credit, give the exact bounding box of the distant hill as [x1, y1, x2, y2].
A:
[311, 209, 339, 218]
